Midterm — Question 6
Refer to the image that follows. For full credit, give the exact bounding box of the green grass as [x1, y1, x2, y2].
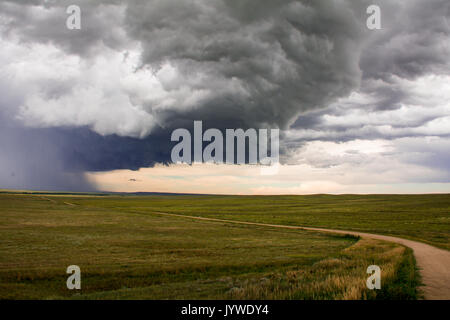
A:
[371, 247, 421, 300]
[0, 193, 428, 299]
[60, 193, 449, 250]
[227, 239, 419, 300]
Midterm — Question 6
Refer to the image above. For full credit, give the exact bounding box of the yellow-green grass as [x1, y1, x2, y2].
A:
[55, 193, 449, 250]
[0, 194, 418, 299]
[226, 239, 418, 300]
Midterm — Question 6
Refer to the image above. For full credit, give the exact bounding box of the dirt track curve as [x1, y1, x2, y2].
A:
[151, 211, 450, 300]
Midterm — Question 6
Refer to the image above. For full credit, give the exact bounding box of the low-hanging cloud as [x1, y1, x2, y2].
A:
[0, 0, 449, 190]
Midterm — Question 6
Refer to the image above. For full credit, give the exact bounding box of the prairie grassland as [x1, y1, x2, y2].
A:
[0, 193, 420, 299]
[227, 239, 418, 300]
[62, 193, 449, 249]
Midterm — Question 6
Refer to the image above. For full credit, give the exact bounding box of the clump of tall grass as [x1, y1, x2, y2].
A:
[226, 238, 419, 300]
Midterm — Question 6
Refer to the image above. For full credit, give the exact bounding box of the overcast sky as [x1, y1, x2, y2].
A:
[0, 0, 449, 194]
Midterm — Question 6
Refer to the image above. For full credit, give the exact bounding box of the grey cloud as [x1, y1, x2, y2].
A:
[0, 0, 129, 56]
[123, 0, 365, 129]
[288, 0, 450, 151]
[360, 0, 450, 81]
[0, 115, 96, 191]
[0, 0, 449, 191]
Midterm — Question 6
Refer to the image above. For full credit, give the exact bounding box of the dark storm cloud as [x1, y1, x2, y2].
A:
[0, 109, 172, 190]
[123, 0, 364, 129]
[58, 126, 171, 172]
[0, 0, 450, 190]
[1, 0, 369, 129]
[0, 115, 95, 191]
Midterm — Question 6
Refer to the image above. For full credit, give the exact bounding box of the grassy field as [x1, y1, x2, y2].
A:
[70, 194, 448, 250]
[0, 193, 427, 299]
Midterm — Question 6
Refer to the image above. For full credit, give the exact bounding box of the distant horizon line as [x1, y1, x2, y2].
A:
[1, 188, 449, 197]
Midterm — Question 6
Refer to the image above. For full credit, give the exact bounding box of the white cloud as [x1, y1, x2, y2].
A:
[288, 74, 450, 142]
[87, 138, 450, 194]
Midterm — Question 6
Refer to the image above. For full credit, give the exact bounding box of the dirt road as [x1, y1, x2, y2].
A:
[151, 211, 450, 300]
